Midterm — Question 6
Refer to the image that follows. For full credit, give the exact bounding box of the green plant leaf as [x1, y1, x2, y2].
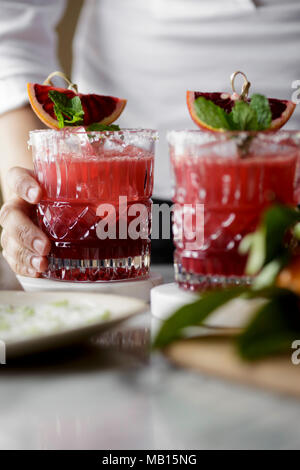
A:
[263, 205, 300, 263]
[293, 222, 300, 240]
[240, 205, 300, 278]
[229, 100, 258, 131]
[194, 97, 232, 131]
[250, 94, 272, 131]
[252, 255, 289, 290]
[153, 287, 248, 349]
[237, 289, 300, 360]
[153, 281, 300, 361]
[239, 226, 266, 275]
[49, 90, 84, 128]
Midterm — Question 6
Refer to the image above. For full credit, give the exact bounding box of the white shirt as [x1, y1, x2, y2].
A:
[0, 0, 300, 199]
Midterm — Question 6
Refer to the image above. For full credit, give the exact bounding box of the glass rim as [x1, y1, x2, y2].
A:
[29, 127, 158, 140]
[167, 129, 300, 139]
[167, 129, 300, 150]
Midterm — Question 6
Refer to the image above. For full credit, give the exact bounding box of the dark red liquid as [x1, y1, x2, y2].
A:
[171, 147, 298, 291]
[34, 144, 154, 281]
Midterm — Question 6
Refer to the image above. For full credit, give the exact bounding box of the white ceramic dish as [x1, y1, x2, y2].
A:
[0, 291, 147, 358]
[151, 283, 264, 329]
[17, 271, 163, 302]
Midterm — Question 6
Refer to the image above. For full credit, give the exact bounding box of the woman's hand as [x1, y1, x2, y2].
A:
[0, 167, 51, 277]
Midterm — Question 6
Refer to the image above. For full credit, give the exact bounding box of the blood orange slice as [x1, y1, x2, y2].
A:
[27, 72, 126, 129]
[187, 71, 296, 132]
[187, 91, 296, 132]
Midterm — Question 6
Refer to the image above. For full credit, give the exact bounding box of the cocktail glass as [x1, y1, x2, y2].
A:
[30, 128, 157, 281]
[168, 130, 300, 291]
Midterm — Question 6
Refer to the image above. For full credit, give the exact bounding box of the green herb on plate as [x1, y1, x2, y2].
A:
[101, 310, 111, 321]
[51, 299, 69, 308]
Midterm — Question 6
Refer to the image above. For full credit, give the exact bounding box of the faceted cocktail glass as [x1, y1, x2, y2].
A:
[168, 130, 300, 291]
[30, 128, 157, 281]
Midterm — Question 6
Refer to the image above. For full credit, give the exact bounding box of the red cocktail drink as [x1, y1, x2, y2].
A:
[168, 131, 300, 291]
[30, 129, 156, 281]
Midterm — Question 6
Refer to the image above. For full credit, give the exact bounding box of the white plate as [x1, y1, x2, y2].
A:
[17, 271, 163, 302]
[151, 283, 265, 329]
[0, 291, 147, 358]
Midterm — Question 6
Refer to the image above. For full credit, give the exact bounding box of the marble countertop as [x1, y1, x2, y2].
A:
[1, 257, 300, 450]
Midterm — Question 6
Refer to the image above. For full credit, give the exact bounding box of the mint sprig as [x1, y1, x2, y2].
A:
[250, 94, 272, 130]
[230, 100, 258, 131]
[48, 90, 121, 131]
[49, 90, 84, 128]
[86, 123, 120, 132]
[194, 98, 232, 131]
[194, 93, 272, 132]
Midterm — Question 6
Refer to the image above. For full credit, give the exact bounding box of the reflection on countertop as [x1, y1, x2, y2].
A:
[1, 256, 300, 450]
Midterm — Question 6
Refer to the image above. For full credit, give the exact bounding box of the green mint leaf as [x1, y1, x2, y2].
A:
[193, 93, 272, 132]
[194, 96, 232, 131]
[86, 123, 120, 132]
[51, 299, 69, 307]
[229, 100, 258, 131]
[49, 90, 84, 128]
[250, 94, 272, 131]
[226, 112, 239, 131]
[68, 95, 83, 115]
[101, 310, 111, 321]
[53, 104, 64, 128]
[63, 96, 84, 125]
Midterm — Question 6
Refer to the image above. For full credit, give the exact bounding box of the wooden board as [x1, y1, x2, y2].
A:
[164, 336, 300, 398]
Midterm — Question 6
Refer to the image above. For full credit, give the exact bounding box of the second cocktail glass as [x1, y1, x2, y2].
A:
[168, 130, 300, 291]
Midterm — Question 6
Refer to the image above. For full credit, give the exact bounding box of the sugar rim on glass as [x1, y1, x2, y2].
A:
[28, 128, 158, 147]
[167, 129, 300, 145]
[167, 129, 300, 157]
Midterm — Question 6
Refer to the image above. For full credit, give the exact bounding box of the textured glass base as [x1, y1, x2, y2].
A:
[174, 261, 252, 291]
[44, 254, 150, 282]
